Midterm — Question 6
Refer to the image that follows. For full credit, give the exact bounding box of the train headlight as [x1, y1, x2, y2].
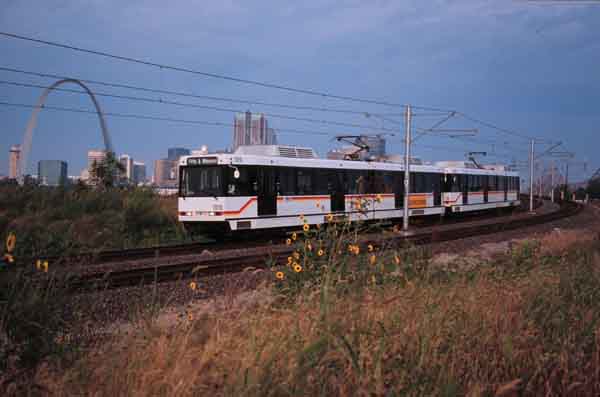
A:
[209, 211, 215, 216]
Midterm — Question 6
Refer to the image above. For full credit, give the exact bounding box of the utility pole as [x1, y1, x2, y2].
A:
[402, 104, 412, 231]
[551, 160, 555, 203]
[529, 139, 535, 212]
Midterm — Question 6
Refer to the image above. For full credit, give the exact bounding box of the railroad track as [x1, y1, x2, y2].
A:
[67, 199, 579, 293]
[42, 195, 542, 266]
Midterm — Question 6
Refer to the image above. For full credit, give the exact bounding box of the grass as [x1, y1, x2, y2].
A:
[34, 219, 600, 397]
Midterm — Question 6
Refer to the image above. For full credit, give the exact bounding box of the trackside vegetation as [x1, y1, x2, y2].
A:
[0, 183, 185, 259]
[51, 219, 600, 396]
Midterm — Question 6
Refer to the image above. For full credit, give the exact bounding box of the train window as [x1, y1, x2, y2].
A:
[297, 169, 313, 195]
[313, 168, 329, 195]
[383, 172, 395, 194]
[224, 165, 256, 196]
[278, 167, 296, 195]
[445, 174, 462, 192]
[180, 166, 223, 197]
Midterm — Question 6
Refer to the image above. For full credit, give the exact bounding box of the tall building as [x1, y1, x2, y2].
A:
[9, 145, 21, 180]
[38, 160, 68, 186]
[88, 149, 106, 170]
[233, 112, 277, 150]
[167, 147, 190, 161]
[119, 154, 134, 181]
[154, 159, 177, 188]
[133, 161, 146, 185]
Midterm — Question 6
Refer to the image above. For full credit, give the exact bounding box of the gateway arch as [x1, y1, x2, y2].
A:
[19, 78, 113, 184]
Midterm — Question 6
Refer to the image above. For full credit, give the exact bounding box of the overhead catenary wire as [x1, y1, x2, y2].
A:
[0, 31, 408, 108]
[0, 66, 415, 118]
[0, 79, 401, 134]
[0, 101, 335, 136]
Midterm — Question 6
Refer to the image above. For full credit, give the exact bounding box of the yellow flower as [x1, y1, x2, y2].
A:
[394, 255, 401, 265]
[294, 264, 302, 273]
[42, 261, 48, 273]
[287, 256, 293, 264]
[368, 244, 374, 252]
[369, 254, 377, 265]
[303, 224, 310, 232]
[353, 245, 360, 255]
[276, 271, 284, 280]
[286, 238, 292, 246]
[326, 213, 334, 222]
[188, 313, 194, 321]
[189, 281, 197, 291]
[36, 259, 42, 270]
[375, 194, 382, 203]
[292, 232, 297, 241]
[5, 233, 16, 252]
[293, 251, 300, 260]
[317, 249, 325, 257]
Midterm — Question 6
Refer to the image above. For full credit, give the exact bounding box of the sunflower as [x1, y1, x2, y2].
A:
[317, 249, 325, 257]
[293, 264, 302, 273]
[326, 213, 334, 222]
[187, 313, 194, 321]
[42, 261, 49, 273]
[292, 232, 297, 241]
[369, 254, 377, 265]
[5, 233, 16, 253]
[36, 259, 42, 270]
[276, 271, 284, 280]
[303, 224, 310, 232]
[293, 251, 300, 260]
[287, 256, 293, 264]
[286, 238, 292, 246]
[368, 244, 374, 252]
[189, 281, 197, 291]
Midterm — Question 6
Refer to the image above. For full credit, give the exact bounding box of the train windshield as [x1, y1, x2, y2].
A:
[180, 166, 224, 197]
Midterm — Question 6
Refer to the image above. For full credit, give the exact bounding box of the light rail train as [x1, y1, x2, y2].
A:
[178, 145, 520, 235]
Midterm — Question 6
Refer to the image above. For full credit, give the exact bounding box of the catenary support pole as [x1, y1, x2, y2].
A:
[529, 139, 535, 212]
[551, 160, 555, 203]
[402, 104, 412, 231]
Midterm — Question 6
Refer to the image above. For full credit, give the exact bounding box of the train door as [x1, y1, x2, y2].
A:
[462, 174, 468, 205]
[433, 173, 442, 207]
[394, 172, 404, 208]
[257, 167, 277, 216]
[503, 176, 508, 201]
[329, 171, 345, 212]
[483, 175, 489, 203]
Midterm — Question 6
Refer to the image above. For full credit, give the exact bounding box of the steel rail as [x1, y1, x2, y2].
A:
[66, 199, 579, 293]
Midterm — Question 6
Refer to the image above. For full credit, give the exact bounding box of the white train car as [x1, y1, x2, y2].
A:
[438, 161, 520, 213]
[178, 145, 520, 234]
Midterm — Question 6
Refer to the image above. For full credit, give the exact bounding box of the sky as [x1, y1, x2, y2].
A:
[0, 0, 598, 183]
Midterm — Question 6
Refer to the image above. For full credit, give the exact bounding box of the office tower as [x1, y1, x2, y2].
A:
[133, 161, 146, 185]
[9, 145, 21, 180]
[87, 149, 107, 170]
[167, 147, 190, 161]
[233, 112, 277, 150]
[119, 154, 134, 181]
[154, 159, 177, 188]
[38, 160, 68, 186]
